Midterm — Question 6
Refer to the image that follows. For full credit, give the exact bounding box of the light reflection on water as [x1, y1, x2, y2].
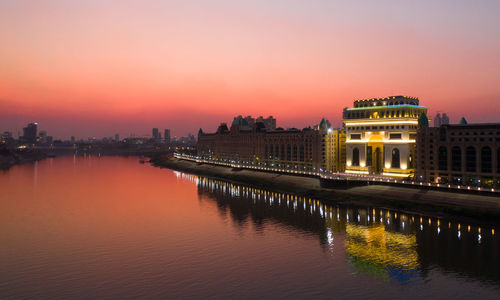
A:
[194, 174, 499, 287]
[0, 156, 498, 299]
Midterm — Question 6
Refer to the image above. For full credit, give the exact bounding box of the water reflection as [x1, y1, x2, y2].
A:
[193, 174, 499, 284]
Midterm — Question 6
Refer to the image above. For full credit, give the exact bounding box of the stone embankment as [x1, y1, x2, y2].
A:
[151, 157, 500, 220]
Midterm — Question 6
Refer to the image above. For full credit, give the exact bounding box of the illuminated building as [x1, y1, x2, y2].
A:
[197, 116, 345, 172]
[342, 96, 427, 177]
[416, 121, 500, 187]
[324, 123, 346, 173]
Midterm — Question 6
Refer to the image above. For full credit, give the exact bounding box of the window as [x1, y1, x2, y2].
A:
[389, 133, 402, 140]
[439, 127, 447, 141]
[438, 146, 447, 170]
[275, 145, 280, 160]
[366, 146, 372, 166]
[451, 146, 461, 171]
[466, 147, 476, 172]
[409, 133, 416, 140]
[300, 145, 304, 161]
[280, 144, 284, 160]
[481, 146, 492, 173]
[352, 148, 360, 166]
[391, 148, 400, 168]
[286, 145, 291, 161]
[293, 145, 298, 161]
[350, 134, 361, 140]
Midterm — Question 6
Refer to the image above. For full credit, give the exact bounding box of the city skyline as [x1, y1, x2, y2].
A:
[2, 0, 500, 138]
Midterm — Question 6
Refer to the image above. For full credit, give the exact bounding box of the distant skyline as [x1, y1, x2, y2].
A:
[1, 0, 500, 139]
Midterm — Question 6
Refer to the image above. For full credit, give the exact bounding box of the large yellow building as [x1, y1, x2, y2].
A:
[324, 127, 346, 173]
[343, 96, 427, 177]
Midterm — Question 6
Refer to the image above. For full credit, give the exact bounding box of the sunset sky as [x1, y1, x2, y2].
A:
[1, 0, 499, 139]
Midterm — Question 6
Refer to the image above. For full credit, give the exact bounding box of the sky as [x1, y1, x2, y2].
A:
[1, 0, 500, 139]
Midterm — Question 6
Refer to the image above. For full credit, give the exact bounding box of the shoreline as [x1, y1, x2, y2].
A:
[0, 150, 48, 170]
[151, 157, 500, 221]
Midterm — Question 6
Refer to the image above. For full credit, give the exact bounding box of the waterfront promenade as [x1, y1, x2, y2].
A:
[156, 155, 500, 217]
[174, 153, 500, 195]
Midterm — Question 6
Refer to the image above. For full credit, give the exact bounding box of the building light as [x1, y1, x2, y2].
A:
[382, 172, 409, 177]
[345, 170, 369, 175]
[344, 120, 418, 126]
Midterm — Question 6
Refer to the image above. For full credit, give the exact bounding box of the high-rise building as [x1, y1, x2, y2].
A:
[22, 122, 38, 144]
[434, 113, 450, 127]
[38, 130, 47, 143]
[164, 129, 171, 143]
[152, 128, 159, 139]
[342, 96, 427, 177]
[442, 113, 450, 125]
[115, 134, 120, 142]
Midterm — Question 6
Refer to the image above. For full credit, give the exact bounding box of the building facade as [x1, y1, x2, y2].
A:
[164, 129, 171, 143]
[197, 116, 345, 173]
[324, 127, 346, 173]
[22, 122, 38, 144]
[434, 113, 450, 127]
[416, 123, 500, 188]
[343, 96, 427, 177]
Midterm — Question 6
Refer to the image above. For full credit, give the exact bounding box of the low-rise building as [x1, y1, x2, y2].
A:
[416, 122, 500, 188]
[197, 116, 345, 173]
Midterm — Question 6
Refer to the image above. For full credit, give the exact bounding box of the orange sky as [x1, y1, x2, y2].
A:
[1, 0, 499, 139]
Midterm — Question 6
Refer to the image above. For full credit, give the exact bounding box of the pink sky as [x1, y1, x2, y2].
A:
[1, 0, 499, 139]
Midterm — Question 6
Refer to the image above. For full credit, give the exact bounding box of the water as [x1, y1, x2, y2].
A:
[0, 156, 498, 299]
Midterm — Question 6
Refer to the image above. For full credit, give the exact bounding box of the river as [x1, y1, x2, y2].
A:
[0, 156, 498, 299]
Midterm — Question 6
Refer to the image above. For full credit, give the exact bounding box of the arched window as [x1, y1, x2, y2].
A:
[466, 147, 476, 172]
[438, 146, 447, 170]
[391, 148, 400, 168]
[451, 146, 461, 171]
[352, 148, 360, 166]
[481, 146, 492, 173]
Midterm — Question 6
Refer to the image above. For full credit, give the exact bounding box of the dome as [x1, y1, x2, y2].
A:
[418, 112, 429, 127]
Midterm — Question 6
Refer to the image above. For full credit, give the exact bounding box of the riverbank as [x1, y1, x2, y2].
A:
[151, 157, 500, 220]
[0, 148, 49, 170]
